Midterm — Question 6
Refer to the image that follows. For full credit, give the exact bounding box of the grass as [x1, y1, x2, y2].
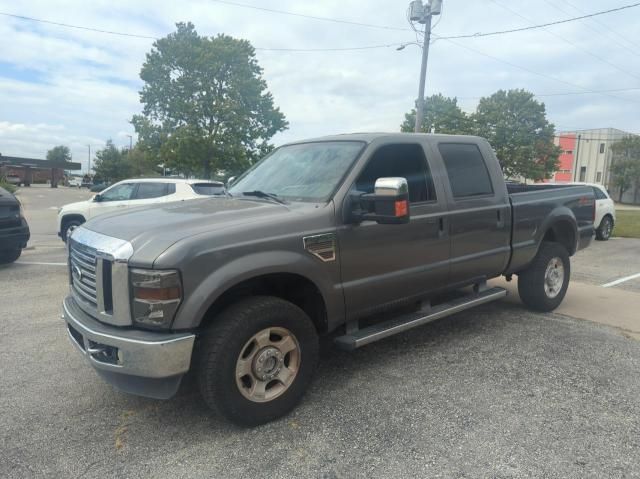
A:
[614, 210, 640, 239]
[0, 181, 17, 194]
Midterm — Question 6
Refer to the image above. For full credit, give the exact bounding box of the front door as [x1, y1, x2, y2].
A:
[89, 182, 136, 219]
[338, 143, 450, 319]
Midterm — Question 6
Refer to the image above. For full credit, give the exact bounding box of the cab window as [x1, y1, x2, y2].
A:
[354, 144, 436, 203]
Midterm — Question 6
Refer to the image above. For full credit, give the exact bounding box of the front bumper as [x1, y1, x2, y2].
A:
[62, 295, 195, 399]
[0, 219, 29, 250]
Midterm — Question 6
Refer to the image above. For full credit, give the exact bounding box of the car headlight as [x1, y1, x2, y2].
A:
[130, 268, 182, 328]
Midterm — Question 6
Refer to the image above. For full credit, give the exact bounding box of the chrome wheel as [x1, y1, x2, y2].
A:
[601, 218, 612, 239]
[544, 257, 565, 299]
[235, 327, 300, 403]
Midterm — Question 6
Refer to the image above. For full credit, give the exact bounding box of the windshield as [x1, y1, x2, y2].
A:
[229, 141, 365, 202]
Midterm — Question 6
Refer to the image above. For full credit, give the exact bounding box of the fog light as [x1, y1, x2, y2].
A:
[131, 269, 182, 328]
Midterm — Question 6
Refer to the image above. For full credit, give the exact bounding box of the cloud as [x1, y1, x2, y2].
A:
[0, 0, 639, 172]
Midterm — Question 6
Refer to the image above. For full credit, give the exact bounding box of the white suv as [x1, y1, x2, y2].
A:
[57, 178, 225, 241]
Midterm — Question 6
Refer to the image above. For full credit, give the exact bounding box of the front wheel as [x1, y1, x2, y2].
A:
[0, 249, 21, 264]
[197, 296, 319, 426]
[518, 242, 570, 312]
[595, 216, 613, 241]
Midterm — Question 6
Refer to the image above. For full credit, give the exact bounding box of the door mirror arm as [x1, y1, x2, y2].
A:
[349, 177, 410, 225]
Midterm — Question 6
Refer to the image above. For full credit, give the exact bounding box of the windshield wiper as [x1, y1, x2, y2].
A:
[241, 190, 287, 205]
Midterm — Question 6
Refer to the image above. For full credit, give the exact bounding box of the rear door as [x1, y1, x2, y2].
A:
[435, 141, 511, 285]
[129, 182, 174, 208]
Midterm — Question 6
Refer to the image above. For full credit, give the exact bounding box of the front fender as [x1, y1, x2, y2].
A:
[171, 250, 343, 330]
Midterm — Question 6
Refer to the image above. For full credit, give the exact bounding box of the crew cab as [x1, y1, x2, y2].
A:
[61, 133, 594, 426]
[57, 177, 225, 240]
[0, 186, 30, 264]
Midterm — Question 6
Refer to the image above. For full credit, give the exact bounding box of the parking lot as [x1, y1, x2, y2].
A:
[2, 185, 640, 478]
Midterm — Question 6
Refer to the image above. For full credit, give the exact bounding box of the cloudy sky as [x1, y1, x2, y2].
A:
[1, 0, 639, 172]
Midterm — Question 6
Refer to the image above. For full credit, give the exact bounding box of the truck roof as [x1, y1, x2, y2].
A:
[285, 132, 486, 145]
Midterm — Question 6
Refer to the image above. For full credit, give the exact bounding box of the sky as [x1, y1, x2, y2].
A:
[1, 0, 640, 173]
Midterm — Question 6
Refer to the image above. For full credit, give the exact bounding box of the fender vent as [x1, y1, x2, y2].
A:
[303, 233, 336, 262]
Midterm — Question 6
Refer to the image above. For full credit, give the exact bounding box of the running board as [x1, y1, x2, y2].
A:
[334, 287, 507, 351]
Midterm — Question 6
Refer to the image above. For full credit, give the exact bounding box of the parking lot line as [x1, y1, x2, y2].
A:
[602, 272, 640, 288]
[16, 261, 67, 266]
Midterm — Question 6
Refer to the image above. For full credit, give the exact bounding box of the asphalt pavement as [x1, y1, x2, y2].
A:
[1, 185, 640, 478]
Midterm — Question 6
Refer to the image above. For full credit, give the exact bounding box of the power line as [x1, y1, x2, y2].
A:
[0, 12, 156, 39]
[436, 2, 640, 40]
[456, 87, 640, 100]
[435, 35, 640, 105]
[489, 0, 640, 83]
[209, 0, 411, 32]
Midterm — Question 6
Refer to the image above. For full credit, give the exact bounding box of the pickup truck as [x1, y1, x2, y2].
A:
[61, 133, 594, 426]
[0, 186, 30, 264]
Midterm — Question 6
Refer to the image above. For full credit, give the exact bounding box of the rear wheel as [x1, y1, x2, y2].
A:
[0, 249, 21, 264]
[197, 296, 319, 426]
[518, 242, 570, 312]
[595, 215, 613, 241]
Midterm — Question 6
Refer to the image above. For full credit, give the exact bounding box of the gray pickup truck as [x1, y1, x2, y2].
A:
[62, 133, 594, 425]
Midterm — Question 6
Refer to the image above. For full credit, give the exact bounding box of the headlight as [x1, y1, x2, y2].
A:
[130, 269, 182, 328]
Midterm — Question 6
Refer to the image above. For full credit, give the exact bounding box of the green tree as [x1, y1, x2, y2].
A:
[46, 145, 72, 163]
[400, 94, 472, 134]
[132, 22, 288, 179]
[92, 140, 131, 182]
[610, 135, 640, 203]
[471, 89, 560, 181]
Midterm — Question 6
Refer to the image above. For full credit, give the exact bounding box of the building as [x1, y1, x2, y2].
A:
[0, 155, 81, 187]
[550, 128, 634, 188]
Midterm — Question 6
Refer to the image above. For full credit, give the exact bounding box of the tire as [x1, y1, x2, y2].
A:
[517, 242, 570, 312]
[0, 249, 21, 264]
[197, 296, 319, 426]
[595, 215, 613, 241]
[61, 218, 84, 243]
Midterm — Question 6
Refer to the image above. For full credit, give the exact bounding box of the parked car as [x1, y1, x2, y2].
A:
[67, 177, 82, 188]
[57, 178, 225, 240]
[61, 133, 594, 426]
[80, 178, 93, 189]
[573, 183, 615, 241]
[0, 186, 30, 264]
[5, 174, 22, 187]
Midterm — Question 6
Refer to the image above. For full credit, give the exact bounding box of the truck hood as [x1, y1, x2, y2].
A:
[81, 197, 293, 264]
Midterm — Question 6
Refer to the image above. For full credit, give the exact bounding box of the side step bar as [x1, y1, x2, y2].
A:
[334, 287, 507, 351]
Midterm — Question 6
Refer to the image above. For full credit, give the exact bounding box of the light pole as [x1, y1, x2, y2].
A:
[409, 0, 442, 133]
[87, 144, 91, 176]
[126, 134, 133, 151]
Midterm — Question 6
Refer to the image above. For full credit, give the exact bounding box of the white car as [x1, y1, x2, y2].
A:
[57, 178, 225, 241]
[67, 177, 82, 188]
[569, 182, 616, 241]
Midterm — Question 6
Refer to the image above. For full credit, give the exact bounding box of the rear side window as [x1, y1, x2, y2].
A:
[135, 183, 169, 199]
[593, 187, 607, 200]
[439, 143, 494, 198]
[191, 183, 226, 196]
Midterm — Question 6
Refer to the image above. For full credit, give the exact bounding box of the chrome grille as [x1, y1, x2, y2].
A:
[69, 240, 98, 306]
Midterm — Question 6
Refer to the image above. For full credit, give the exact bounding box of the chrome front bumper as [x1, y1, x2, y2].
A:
[63, 295, 195, 399]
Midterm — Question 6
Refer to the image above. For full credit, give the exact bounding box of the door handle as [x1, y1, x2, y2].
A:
[497, 210, 504, 228]
[438, 217, 445, 238]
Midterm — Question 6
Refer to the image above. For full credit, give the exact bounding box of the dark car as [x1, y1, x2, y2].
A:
[0, 186, 30, 264]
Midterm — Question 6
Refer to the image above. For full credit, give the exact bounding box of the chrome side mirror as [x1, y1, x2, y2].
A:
[352, 177, 410, 225]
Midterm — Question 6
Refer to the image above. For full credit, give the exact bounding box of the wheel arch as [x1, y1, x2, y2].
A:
[541, 218, 577, 256]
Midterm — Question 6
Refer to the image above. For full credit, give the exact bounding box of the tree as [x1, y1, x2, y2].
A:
[400, 94, 472, 134]
[610, 136, 640, 203]
[46, 145, 72, 163]
[471, 89, 560, 181]
[92, 140, 131, 182]
[132, 22, 288, 179]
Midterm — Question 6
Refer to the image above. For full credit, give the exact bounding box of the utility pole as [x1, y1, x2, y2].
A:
[126, 134, 133, 151]
[410, 0, 442, 133]
[87, 145, 91, 175]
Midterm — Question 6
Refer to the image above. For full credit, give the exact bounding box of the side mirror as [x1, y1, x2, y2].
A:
[93, 194, 102, 202]
[226, 176, 237, 188]
[352, 177, 410, 225]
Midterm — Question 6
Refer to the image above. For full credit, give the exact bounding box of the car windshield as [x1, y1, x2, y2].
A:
[228, 141, 365, 203]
